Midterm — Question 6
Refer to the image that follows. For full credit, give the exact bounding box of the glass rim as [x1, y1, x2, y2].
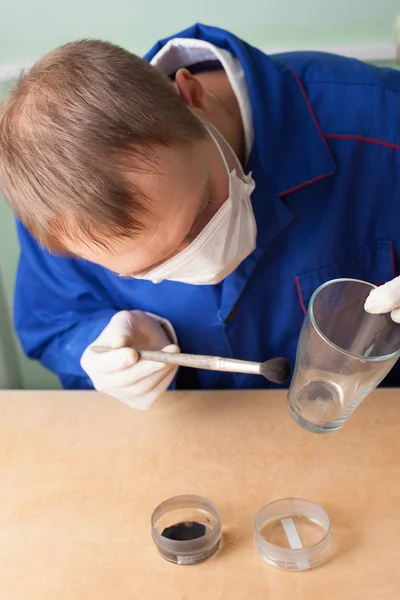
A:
[151, 494, 221, 551]
[309, 278, 400, 362]
[253, 497, 331, 553]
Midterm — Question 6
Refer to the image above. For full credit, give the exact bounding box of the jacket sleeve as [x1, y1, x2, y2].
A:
[14, 222, 118, 390]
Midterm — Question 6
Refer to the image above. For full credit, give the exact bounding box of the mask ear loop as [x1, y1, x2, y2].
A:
[201, 119, 246, 179]
[204, 124, 231, 174]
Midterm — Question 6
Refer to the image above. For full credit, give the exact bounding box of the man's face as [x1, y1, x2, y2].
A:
[68, 133, 231, 277]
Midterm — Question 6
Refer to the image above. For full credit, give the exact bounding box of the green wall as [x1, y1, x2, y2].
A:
[1, 0, 399, 63]
[0, 80, 60, 389]
[0, 5, 399, 388]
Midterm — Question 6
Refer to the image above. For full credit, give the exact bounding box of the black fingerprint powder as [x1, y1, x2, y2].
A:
[161, 521, 206, 541]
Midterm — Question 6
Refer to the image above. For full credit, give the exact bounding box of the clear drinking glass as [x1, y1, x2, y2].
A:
[287, 278, 400, 434]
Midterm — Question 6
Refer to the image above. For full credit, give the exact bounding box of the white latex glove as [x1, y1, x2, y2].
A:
[81, 310, 180, 410]
[364, 276, 400, 323]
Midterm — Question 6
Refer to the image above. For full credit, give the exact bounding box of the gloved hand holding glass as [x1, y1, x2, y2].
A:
[365, 275, 400, 323]
[287, 278, 400, 434]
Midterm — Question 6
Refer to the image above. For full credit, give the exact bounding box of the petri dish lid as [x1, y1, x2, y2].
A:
[254, 498, 333, 571]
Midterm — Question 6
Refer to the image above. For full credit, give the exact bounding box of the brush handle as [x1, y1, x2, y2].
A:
[139, 350, 262, 375]
[92, 345, 261, 375]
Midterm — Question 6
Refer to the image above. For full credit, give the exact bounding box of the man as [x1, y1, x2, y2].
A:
[0, 23, 399, 409]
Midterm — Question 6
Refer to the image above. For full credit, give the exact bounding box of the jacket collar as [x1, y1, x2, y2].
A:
[146, 23, 337, 198]
[146, 25, 337, 315]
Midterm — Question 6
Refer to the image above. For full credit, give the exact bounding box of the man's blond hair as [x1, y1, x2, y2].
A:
[0, 40, 205, 252]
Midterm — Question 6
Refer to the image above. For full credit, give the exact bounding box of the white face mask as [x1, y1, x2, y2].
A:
[137, 124, 257, 285]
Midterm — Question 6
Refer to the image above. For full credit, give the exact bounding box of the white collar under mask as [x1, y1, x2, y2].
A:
[135, 123, 257, 285]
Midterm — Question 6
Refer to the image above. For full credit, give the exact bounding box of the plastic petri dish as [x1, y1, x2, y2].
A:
[151, 495, 221, 565]
[254, 498, 333, 571]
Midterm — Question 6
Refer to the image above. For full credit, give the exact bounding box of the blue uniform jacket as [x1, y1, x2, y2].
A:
[15, 24, 400, 390]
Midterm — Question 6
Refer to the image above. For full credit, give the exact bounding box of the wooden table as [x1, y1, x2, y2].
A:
[1, 390, 399, 599]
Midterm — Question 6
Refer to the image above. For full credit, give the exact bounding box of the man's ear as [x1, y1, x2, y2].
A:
[174, 68, 206, 111]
